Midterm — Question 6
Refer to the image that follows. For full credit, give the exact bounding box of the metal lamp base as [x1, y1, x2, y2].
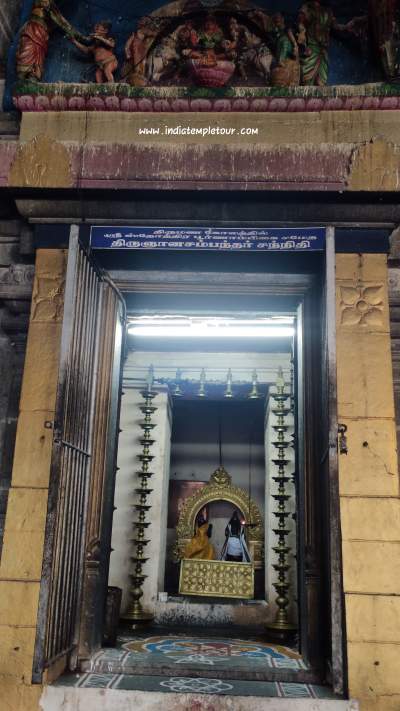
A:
[265, 621, 297, 644]
[121, 608, 154, 629]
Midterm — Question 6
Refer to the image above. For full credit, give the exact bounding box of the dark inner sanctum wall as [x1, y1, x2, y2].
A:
[167, 398, 266, 594]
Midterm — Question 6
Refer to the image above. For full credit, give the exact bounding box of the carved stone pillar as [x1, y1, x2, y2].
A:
[336, 253, 399, 709]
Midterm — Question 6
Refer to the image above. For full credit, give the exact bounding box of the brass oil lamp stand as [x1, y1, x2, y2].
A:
[266, 369, 297, 642]
[122, 382, 157, 626]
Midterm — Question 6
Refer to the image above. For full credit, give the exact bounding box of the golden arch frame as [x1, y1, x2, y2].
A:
[175, 466, 264, 568]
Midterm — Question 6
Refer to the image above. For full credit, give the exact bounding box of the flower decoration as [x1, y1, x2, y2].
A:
[340, 284, 383, 327]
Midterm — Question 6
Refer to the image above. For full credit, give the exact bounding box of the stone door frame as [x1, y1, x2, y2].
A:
[106, 247, 343, 690]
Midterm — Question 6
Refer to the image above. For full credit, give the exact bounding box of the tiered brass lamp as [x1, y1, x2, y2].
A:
[123, 367, 157, 626]
[266, 368, 297, 641]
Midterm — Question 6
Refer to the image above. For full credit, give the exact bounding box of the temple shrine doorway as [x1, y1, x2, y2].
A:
[33, 232, 344, 698]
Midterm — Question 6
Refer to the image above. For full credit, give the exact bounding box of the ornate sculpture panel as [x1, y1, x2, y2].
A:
[174, 465, 264, 569]
[179, 559, 255, 598]
[7, 0, 400, 112]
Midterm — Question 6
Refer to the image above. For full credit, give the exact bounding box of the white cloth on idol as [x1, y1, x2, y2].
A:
[227, 536, 242, 557]
[220, 523, 251, 562]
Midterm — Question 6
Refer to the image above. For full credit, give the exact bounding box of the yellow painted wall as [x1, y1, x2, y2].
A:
[0, 250, 66, 711]
[336, 254, 400, 711]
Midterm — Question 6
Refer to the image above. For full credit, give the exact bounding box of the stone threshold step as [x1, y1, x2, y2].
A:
[42, 687, 359, 711]
[82, 661, 320, 684]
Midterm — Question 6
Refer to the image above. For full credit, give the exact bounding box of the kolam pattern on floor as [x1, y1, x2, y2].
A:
[58, 633, 342, 698]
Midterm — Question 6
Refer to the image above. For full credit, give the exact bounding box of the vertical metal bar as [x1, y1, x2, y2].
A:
[57, 447, 81, 653]
[74, 257, 90, 453]
[67, 252, 87, 449]
[68, 452, 90, 654]
[81, 267, 98, 452]
[326, 227, 346, 696]
[294, 300, 307, 660]
[65, 452, 81, 650]
[57, 448, 78, 654]
[63, 249, 85, 444]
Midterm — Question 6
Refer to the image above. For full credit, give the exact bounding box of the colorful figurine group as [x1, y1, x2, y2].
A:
[14, 0, 372, 88]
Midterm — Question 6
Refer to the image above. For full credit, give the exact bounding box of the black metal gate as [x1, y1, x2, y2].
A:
[33, 228, 125, 680]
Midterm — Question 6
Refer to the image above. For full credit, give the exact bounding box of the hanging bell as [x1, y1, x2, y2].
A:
[173, 368, 183, 397]
[248, 369, 260, 399]
[197, 368, 207, 398]
[224, 368, 234, 398]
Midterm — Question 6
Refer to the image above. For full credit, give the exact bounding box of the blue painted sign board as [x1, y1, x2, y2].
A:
[90, 226, 325, 252]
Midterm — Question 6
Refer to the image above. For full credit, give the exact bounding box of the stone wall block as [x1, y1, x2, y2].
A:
[0, 676, 42, 711]
[338, 419, 398, 497]
[358, 696, 400, 711]
[336, 254, 389, 288]
[16, 110, 400, 147]
[337, 333, 395, 419]
[19, 323, 61, 412]
[0, 626, 37, 679]
[34, 249, 67, 280]
[342, 541, 400, 594]
[346, 595, 400, 644]
[348, 139, 400, 192]
[11, 411, 54, 488]
[347, 641, 400, 698]
[0, 530, 45, 580]
[20, 113, 87, 144]
[2, 489, 47, 534]
[0, 581, 40, 627]
[341, 497, 400, 539]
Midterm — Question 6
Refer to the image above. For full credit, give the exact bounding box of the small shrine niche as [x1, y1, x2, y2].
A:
[7, 0, 400, 113]
[165, 398, 266, 598]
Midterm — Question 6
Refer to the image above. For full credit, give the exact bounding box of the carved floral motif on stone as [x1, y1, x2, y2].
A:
[31, 275, 65, 322]
[339, 283, 384, 327]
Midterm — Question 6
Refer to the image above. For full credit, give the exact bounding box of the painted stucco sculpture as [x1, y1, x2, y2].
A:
[9, 0, 400, 111]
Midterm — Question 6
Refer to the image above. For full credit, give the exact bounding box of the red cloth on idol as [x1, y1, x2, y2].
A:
[17, 20, 49, 79]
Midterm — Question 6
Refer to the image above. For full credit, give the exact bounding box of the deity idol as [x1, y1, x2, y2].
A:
[220, 510, 251, 562]
[188, 15, 235, 87]
[16, 0, 84, 81]
[270, 12, 300, 87]
[123, 17, 161, 86]
[298, 0, 354, 86]
[226, 16, 273, 82]
[190, 14, 225, 63]
[70, 21, 118, 83]
[183, 507, 215, 560]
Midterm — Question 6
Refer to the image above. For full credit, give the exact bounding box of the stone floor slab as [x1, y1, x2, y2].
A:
[41, 686, 359, 711]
